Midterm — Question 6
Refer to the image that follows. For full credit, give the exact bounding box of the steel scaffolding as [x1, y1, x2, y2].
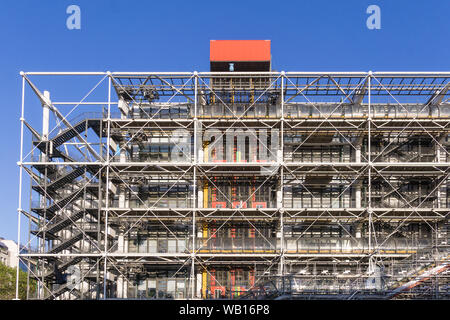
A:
[16, 71, 450, 300]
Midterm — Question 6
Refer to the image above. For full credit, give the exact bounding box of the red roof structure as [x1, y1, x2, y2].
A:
[210, 40, 271, 62]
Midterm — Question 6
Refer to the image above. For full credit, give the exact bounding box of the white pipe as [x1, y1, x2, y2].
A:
[25, 72, 107, 75]
[42, 91, 50, 140]
[15, 75, 26, 300]
[22, 71, 450, 76]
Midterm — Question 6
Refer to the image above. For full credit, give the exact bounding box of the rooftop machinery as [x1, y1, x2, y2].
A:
[16, 41, 450, 300]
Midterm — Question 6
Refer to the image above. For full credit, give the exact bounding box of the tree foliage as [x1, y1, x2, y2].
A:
[0, 262, 36, 300]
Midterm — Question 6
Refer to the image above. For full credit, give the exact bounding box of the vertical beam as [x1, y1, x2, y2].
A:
[191, 167, 197, 299]
[96, 118, 104, 299]
[191, 71, 198, 299]
[435, 136, 445, 209]
[26, 190, 32, 299]
[367, 71, 374, 269]
[279, 72, 285, 278]
[15, 73, 26, 300]
[103, 72, 112, 299]
[40, 91, 51, 262]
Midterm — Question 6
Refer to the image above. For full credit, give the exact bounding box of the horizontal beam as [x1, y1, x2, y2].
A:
[22, 71, 450, 76]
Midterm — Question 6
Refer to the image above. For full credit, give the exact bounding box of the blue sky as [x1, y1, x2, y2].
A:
[0, 0, 448, 242]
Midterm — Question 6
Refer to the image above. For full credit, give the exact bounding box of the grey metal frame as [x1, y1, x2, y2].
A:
[16, 71, 450, 300]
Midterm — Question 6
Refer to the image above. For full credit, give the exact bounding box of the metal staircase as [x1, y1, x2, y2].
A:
[33, 167, 88, 195]
[49, 229, 101, 254]
[49, 233, 84, 254]
[44, 283, 81, 300]
[239, 278, 283, 300]
[31, 209, 99, 239]
[35, 119, 101, 153]
[387, 253, 450, 299]
[43, 256, 84, 280]
[51, 119, 100, 148]
[31, 189, 88, 220]
[44, 273, 103, 300]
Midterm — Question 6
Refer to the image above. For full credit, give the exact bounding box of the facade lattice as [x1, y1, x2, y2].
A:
[16, 70, 450, 300]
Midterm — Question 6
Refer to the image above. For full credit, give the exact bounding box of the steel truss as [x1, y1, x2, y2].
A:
[16, 71, 450, 300]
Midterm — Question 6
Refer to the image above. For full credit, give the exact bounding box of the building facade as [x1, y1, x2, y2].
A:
[16, 42, 450, 300]
[0, 239, 31, 271]
[0, 241, 9, 266]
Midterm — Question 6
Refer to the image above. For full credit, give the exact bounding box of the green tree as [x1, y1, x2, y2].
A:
[0, 262, 36, 300]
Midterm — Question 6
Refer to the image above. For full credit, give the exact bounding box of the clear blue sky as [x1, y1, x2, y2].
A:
[0, 0, 448, 242]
